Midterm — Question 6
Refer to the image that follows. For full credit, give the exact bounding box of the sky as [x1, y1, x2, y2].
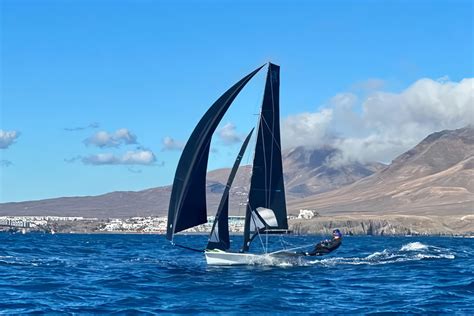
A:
[1, 0, 473, 202]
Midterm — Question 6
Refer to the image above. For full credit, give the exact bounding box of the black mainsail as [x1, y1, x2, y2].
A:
[242, 63, 288, 251]
[207, 128, 254, 251]
[166, 65, 264, 241]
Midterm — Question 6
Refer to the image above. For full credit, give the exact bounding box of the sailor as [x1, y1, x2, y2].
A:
[305, 229, 343, 256]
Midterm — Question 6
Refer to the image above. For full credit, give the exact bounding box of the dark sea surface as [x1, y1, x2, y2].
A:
[0, 234, 472, 314]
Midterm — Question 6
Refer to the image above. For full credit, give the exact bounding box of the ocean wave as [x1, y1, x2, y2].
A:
[0, 256, 69, 268]
[400, 242, 428, 251]
[206, 241, 456, 267]
[309, 242, 454, 267]
[0, 235, 472, 314]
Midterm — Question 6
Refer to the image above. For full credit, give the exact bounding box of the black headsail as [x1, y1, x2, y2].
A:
[242, 63, 288, 252]
[166, 65, 264, 241]
[207, 128, 254, 251]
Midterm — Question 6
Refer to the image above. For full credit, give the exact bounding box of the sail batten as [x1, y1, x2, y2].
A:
[166, 66, 264, 240]
[242, 63, 287, 251]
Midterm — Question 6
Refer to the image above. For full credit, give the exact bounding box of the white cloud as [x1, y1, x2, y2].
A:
[121, 150, 156, 164]
[281, 108, 334, 149]
[82, 150, 156, 165]
[282, 77, 474, 164]
[217, 123, 242, 145]
[84, 128, 137, 148]
[0, 130, 20, 149]
[162, 136, 184, 151]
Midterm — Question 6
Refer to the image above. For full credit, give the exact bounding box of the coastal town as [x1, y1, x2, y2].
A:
[2, 209, 473, 237]
[0, 210, 317, 234]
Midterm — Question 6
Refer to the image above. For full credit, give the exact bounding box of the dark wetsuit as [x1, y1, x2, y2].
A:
[306, 237, 342, 256]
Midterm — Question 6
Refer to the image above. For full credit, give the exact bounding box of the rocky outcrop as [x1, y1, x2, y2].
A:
[290, 215, 474, 236]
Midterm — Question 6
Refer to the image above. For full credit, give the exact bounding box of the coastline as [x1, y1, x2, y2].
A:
[2, 214, 473, 237]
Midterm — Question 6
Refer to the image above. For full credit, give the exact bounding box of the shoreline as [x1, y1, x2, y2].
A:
[290, 214, 474, 237]
[2, 214, 473, 237]
[2, 231, 474, 238]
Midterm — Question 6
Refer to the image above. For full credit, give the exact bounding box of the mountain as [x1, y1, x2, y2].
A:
[0, 147, 382, 218]
[282, 146, 386, 197]
[289, 126, 474, 216]
[0, 187, 170, 218]
[4, 126, 470, 218]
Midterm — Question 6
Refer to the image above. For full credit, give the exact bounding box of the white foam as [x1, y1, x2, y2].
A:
[366, 251, 384, 259]
[400, 242, 428, 251]
[0, 256, 13, 259]
[415, 253, 455, 260]
[277, 261, 295, 268]
[237, 242, 454, 268]
[366, 249, 391, 259]
[239, 254, 303, 267]
[306, 242, 454, 267]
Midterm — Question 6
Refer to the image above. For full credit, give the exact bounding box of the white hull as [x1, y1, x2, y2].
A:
[205, 249, 300, 265]
[205, 250, 261, 265]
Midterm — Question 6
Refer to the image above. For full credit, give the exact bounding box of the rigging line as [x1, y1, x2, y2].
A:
[280, 237, 303, 251]
[279, 235, 286, 250]
[252, 212, 267, 253]
[265, 230, 268, 253]
[246, 200, 265, 252]
[240, 122, 258, 249]
[242, 64, 269, 246]
[242, 112, 262, 230]
[171, 242, 205, 253]
[242, 200, 252, 250]
[234, 138, 251, 218]
[260, 115, 282, 152]
[281, 236, 298, 248]
[248, 188, 281, 192]
[260, 66, 270, 207]
[268, 243, 315, 255]
[210, 215, 223, 241]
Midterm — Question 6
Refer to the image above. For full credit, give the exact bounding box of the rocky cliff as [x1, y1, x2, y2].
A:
[290, 214, 474, 236]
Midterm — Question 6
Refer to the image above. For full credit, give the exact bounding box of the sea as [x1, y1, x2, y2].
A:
[0, 234, 473, 314]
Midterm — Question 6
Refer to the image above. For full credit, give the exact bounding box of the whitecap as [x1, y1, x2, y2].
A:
[366, 249, 391, 259]
[400, 242, 428, 251]
[415, 253, 455, 260]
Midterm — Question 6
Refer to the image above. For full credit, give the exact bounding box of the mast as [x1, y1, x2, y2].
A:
[166, 65, 264, 241]
[242, 63, 287, 252]
[207, 128, 254, 251]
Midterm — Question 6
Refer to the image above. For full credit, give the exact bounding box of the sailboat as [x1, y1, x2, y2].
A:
[167, 63, 295, 265]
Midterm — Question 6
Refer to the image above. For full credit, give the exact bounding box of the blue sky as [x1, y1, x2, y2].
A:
[1, 0, 473, 202]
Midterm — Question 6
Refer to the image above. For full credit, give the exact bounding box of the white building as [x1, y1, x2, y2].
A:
[298, 209, 316, 220]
